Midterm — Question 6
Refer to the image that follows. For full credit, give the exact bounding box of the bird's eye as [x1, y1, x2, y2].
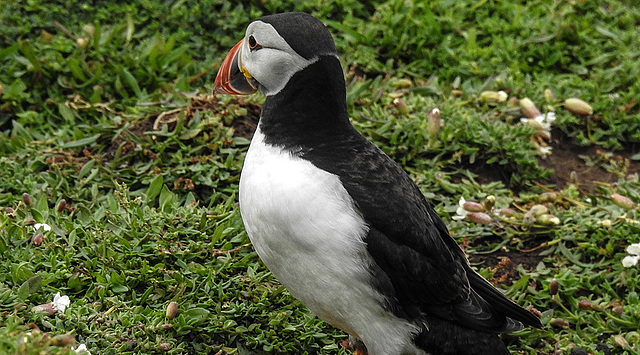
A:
[248, 35, 260, 50]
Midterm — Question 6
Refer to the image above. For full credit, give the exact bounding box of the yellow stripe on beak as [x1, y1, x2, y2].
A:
[241, 65, 253, 79]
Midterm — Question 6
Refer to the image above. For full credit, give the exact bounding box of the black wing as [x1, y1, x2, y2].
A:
[302, 131, 541, 332]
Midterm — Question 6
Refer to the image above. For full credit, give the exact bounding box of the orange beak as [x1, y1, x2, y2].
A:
[213, 39, 257, 95]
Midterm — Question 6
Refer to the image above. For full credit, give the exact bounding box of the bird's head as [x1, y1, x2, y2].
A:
[214, 12, 338, 97]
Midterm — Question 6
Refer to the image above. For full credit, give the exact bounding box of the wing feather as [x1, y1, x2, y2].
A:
[301, 132, 541, 331]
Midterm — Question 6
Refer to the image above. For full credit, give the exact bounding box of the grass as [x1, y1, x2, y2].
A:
[1, 0, 640, 354]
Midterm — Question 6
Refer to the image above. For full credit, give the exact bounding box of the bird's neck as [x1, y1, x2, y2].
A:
[259, 55, 354, 149]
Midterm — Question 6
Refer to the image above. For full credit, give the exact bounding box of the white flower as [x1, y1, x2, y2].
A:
[522, 112, 556, 157]
[521, 112, 556, 138]
[622, 255, 639, 268]
[453, 197, 467, 220]
[622, 243, 640, 268]
[73, 344, 91, 355]
[33, 223, 52, 231]
[627, 243, 640, 256]
[52, 292, 70, 312]
[543, 111, 556, 124]
[536, 145, 553, 157]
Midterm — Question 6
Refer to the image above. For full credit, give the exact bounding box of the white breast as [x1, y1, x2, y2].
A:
[239, 126, 426, 355]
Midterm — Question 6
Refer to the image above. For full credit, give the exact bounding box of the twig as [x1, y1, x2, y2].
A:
[213, 243, 252, 256]
[153, 108, 181, 131]
[520, 239, 560, 253]
[54, 21, 77, 41]
[73, 265, 91, 277]
[534, 181, 589, 207]
[358, 112, 387, 124]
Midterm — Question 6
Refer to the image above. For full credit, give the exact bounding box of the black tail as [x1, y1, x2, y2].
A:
[415, 317, 512, 355]
[465, 265, 543, 330]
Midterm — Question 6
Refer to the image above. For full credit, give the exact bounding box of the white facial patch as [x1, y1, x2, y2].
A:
[239, 21, 319, 96]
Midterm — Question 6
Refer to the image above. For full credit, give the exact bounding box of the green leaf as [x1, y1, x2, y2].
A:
[92, 21, 102, 51]
[58, 103, 76, 122]
[67, 228, 77, 246]
[180, 128, 202, 140]
[35, 194, 48, 219]
[0, 43, 19, 61]
[67, 57, 87, 81]
[146, 174, 163, 203]
[17, 40, 43, 72]
[106, 194, 119, 212]
[125, 13, 135, 43]
[68, 274, 82, 290]
[111, 284, 129, 293]
[3, 79, 28, 101]
[183, 307, 210, 323]
[159, 185, 176, 212]
[17, 275, 41, 301]
[60, 134, 100, 148]
[78, 159, 96, 179]
[117, 67, 142, 98]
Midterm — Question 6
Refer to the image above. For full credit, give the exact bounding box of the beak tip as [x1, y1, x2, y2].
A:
[213, 39, 256, 96]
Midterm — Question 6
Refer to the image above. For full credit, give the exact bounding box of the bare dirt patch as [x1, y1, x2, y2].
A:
[539, 128, 640, 193]
[470, 249, 545, 286]
[230, 99, 260, 140]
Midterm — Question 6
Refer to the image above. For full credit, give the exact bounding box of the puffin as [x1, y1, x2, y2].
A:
[213, 12, 542, 355]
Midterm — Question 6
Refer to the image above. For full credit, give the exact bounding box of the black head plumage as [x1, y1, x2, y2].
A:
[258, 12, 337, 60]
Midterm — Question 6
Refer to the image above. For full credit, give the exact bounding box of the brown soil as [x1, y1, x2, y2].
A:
[230, 101, 260, 140]
[466, 128, 640, 280]
[470, 248, 544, 286]
[539, 127, 640, 193]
